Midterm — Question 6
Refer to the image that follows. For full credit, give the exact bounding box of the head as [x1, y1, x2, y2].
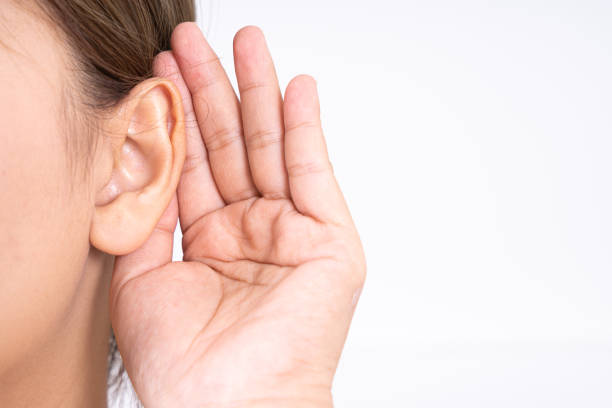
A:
[0, 0, 193, 386]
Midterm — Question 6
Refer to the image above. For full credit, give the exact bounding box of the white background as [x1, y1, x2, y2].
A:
[171, 1, 612, 406]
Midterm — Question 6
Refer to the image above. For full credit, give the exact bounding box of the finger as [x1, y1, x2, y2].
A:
[153, 51, 225, 232]
[234, 26, 290, 199]
[171, 22, 258, 204]
[283, 75, 352, 226]
[110, 193, 178, 316]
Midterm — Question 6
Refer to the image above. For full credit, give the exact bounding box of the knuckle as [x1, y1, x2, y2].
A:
[284, 119, 321, 134]
[238, 80, 274, 95]
[205, 126, 243, 152]
[182, 149, 208, 175]
[286, 158, 333, 178]
[185, 56, 224, 94]
[190, 73, 218, 96]
[245, 128, 283, 151]
[184, 54, 221, 74]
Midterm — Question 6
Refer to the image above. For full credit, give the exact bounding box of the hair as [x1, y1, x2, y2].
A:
[27, 0, 196, 186]
[21, 0, 197, 405]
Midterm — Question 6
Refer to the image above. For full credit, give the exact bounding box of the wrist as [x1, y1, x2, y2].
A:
[225, 370, 334, 407]
[153, 392, 333, 408]
[218, 384, 333, 408]
[225, 393, 333, 408]
[150, 369, 335, 407]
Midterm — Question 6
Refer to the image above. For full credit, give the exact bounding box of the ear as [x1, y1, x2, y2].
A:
[90, 78, 186, 256]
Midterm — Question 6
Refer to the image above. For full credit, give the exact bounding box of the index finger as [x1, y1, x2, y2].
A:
[153, 51, 225, 233]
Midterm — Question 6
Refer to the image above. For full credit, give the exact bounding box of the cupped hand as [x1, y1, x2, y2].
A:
[110, 22, 366, 408]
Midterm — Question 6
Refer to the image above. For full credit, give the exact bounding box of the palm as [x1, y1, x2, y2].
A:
[109, 23, 365, 407]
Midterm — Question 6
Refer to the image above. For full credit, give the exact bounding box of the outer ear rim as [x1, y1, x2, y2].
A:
[90, 77, 186, 256]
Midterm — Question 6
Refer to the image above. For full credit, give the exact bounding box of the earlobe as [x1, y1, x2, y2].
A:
[90, 78, 186, 256]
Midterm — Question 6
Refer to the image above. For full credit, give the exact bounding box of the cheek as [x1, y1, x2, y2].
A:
[0, 75, 93, 371]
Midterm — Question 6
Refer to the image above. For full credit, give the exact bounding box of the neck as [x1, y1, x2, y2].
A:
[0, 247, 113, 408]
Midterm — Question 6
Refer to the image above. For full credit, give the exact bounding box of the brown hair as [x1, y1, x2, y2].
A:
[34, 0, 195, 109]
[26, 0, 196, 182]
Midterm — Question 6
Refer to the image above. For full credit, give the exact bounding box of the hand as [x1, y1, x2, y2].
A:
[110, 22, 366, 408]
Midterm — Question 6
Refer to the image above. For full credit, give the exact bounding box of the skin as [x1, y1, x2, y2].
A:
[1, 2, 366, 406]
[0, 3, 111, 406]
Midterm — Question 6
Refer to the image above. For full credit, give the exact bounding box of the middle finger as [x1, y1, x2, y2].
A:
[234, 26, 290, 200]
